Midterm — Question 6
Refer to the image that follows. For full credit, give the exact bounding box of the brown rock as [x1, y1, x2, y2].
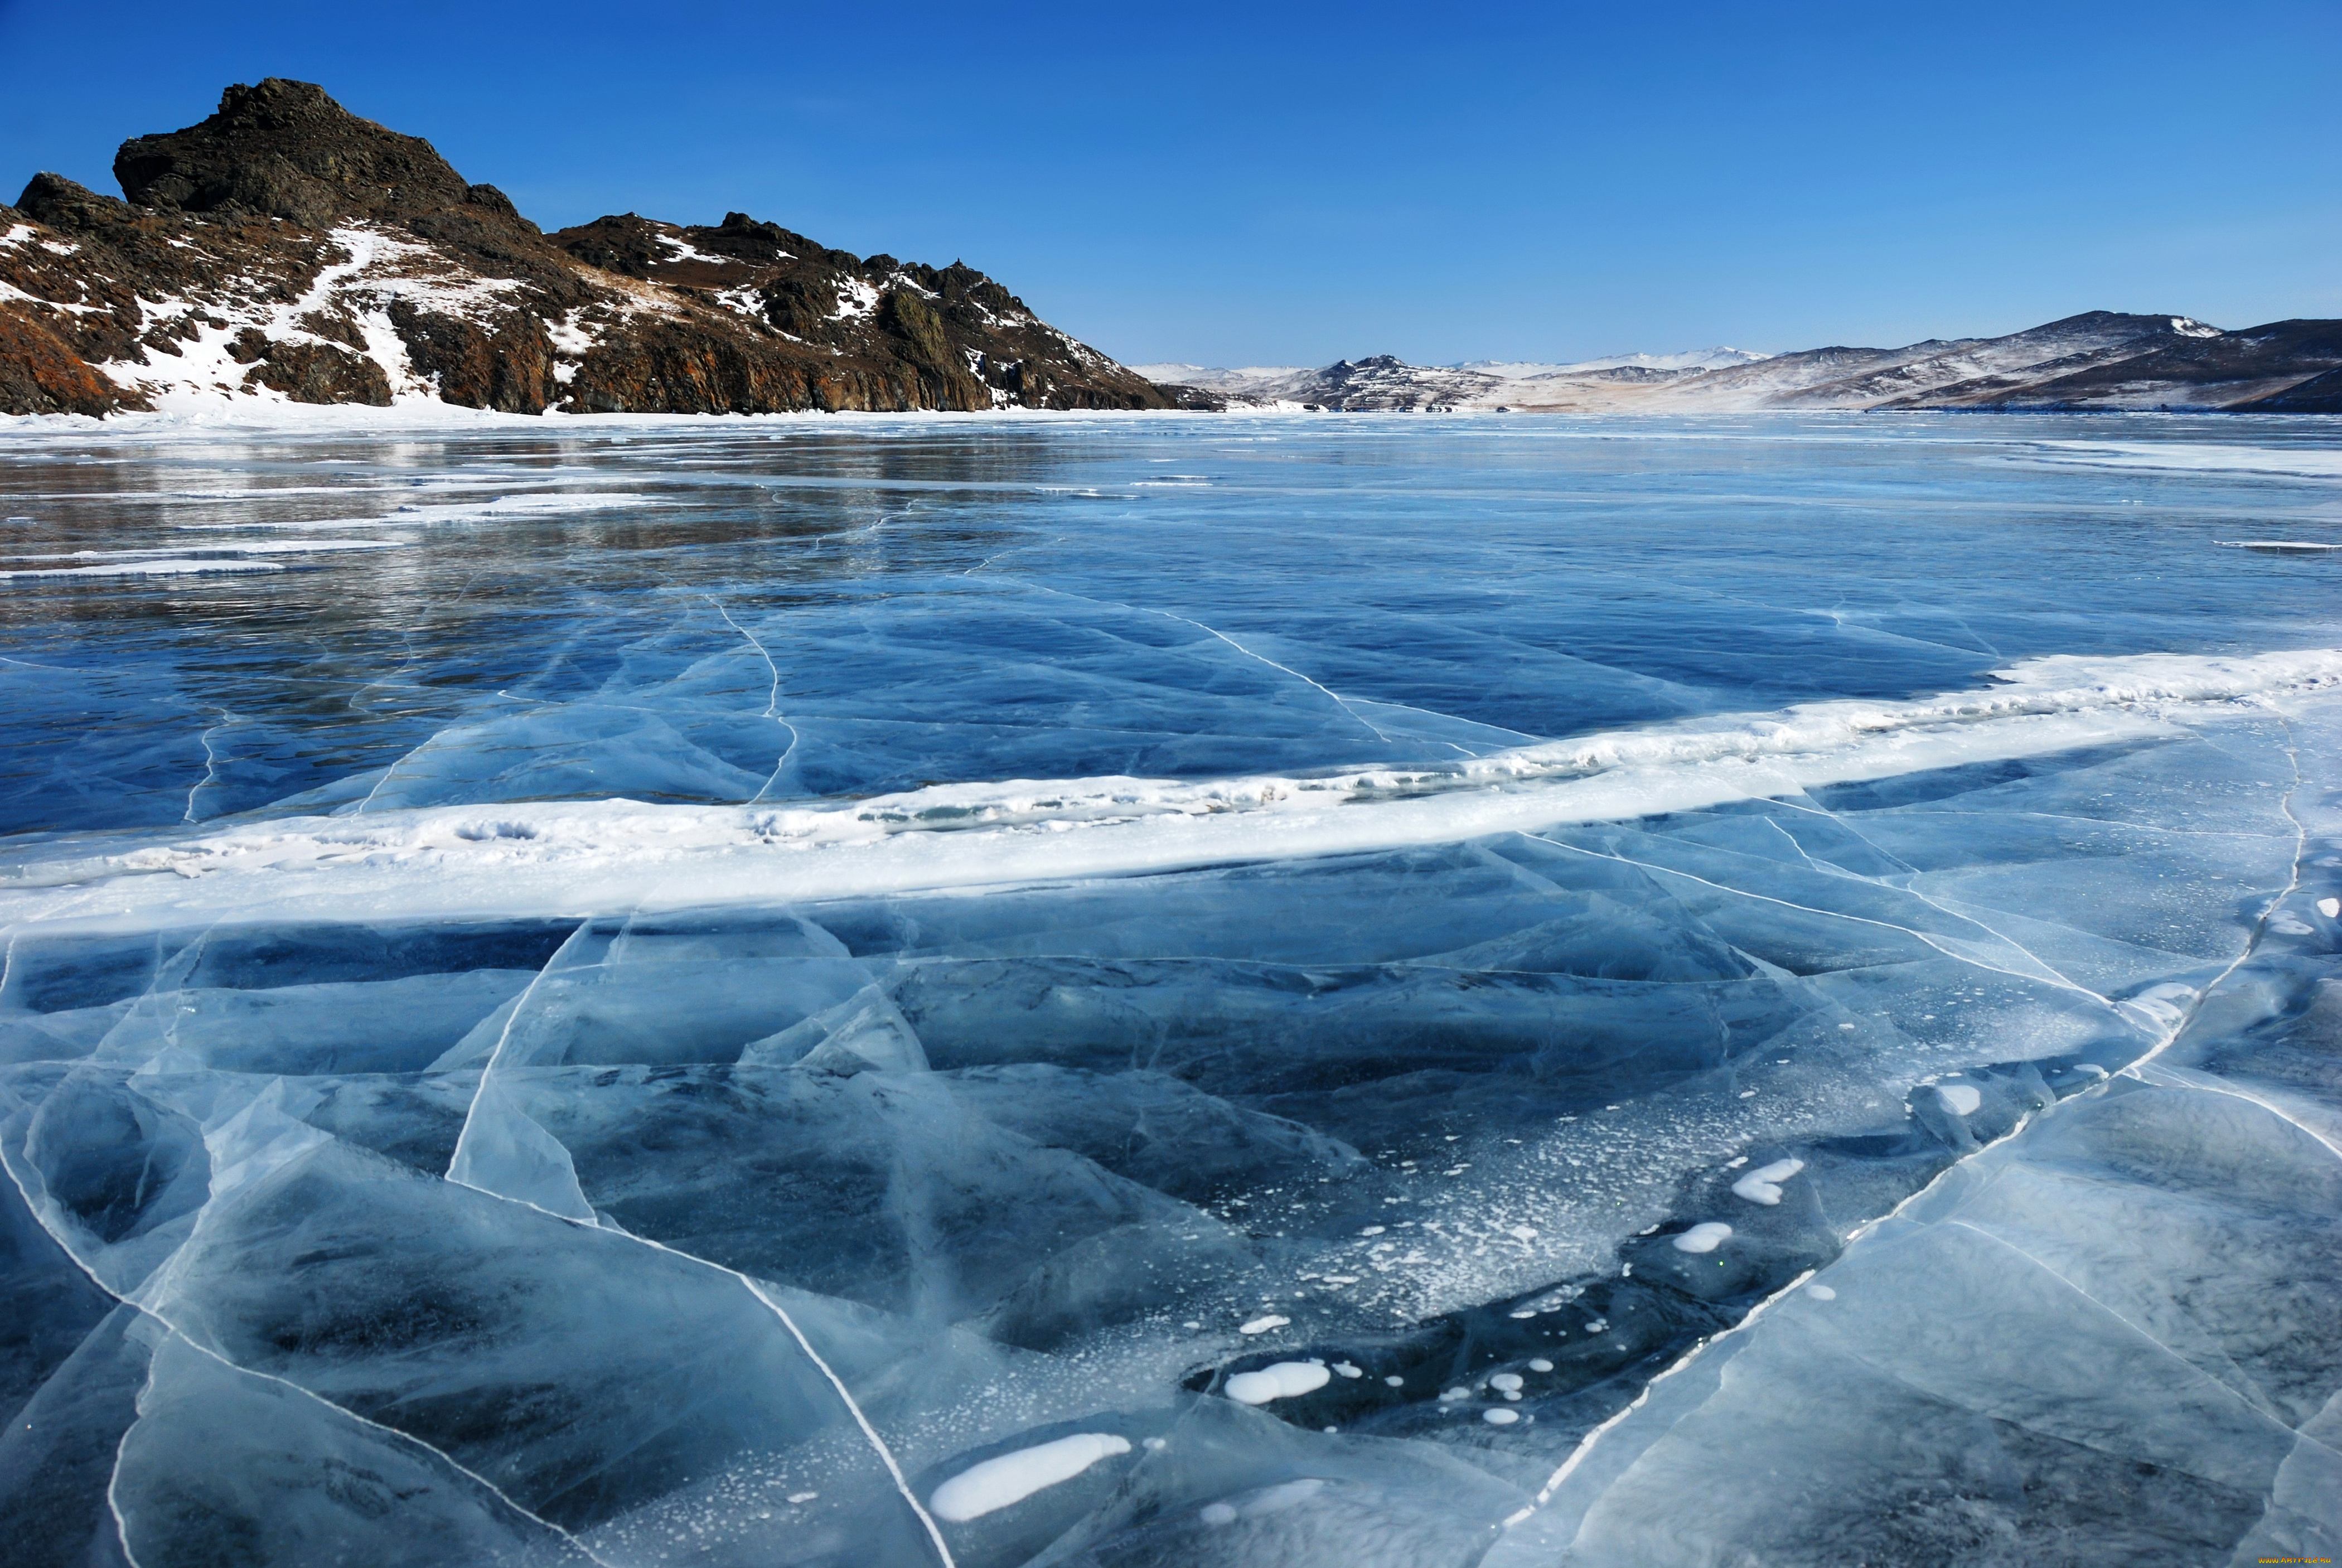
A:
[0, 306, 141, 415]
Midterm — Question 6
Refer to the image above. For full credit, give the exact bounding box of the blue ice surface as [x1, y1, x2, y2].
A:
[0, 410, 2337, 1567]
[0, 413, 2335, 833]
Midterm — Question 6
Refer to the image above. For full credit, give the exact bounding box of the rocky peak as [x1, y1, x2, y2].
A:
[12, 172, 135, 234]
[112, 76, 543, 243]
[108, 79, 588, 301]
[702, 212, 829, 266]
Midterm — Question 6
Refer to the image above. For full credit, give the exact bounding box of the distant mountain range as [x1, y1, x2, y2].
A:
[0, 80, 1180, 418]
[2, 81, 2334, 420]
[1147, 314, 2342, 414]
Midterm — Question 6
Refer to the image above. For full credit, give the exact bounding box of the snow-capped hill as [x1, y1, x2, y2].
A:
[1455, 347, 1772, 378]
[1701, 311, 2338, 411]
[1154, 349, 1779, 408]
[1744, 312, 2215, 408]
[1151, 314, 2340, 415]
[1238, 356, 1503, 410]
[0, 79, 1175, 417]
[1128, 363, 1308, 393]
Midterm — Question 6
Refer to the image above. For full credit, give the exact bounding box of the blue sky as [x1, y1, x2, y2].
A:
[2, 1, 2334, 367]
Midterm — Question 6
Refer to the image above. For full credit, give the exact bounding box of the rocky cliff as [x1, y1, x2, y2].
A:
[0, 79, 1194, 417]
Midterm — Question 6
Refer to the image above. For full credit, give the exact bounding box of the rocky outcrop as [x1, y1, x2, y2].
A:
[1, 80, 1183, 417]
[544, 211, 1175, 413]
[1233, 355, 1503, 411]
[0, 300, 132, 417]
[229, 327, 392, 406]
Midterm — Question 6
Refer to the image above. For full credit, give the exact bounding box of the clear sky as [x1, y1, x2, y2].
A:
[2, 0, 2334, 368]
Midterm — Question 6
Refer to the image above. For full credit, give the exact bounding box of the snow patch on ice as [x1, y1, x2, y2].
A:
[1731, 1158, 1804, 1206]
[928, 1433, 1131, 1522]
[1673, 1222, 1733, 1254]
[1223, 1361, 1330, 1404]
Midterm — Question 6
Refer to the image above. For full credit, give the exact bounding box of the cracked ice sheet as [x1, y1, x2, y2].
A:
[1486, 700, 2342, 1568]
[2, 698, 2332, 1566]
[4, 415, 2342, 1567]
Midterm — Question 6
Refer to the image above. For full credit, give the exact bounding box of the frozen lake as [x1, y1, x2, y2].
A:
[2, 411, 2338, 1566]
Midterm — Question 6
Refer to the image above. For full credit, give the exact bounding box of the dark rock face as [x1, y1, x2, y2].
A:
[113, 77, 538, 258]
[0, 303, 133, 417]
[237, 336, 394, 406]
[384, 303, 555, 413]
[14, 173, 137, 233]
[1, 80, 1183, 418]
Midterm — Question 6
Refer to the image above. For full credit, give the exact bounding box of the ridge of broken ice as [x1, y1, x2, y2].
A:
[8, 645, 2336, 935]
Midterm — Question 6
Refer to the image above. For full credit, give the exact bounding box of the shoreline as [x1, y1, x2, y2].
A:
[6, 401, 2339, 439]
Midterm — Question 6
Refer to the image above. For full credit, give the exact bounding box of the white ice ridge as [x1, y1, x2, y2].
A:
[928, 1433, 1132, 1522]
[0, 539, 407, 579]
[6, 646, 2339, 933]
[0, 557, 290, 580]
